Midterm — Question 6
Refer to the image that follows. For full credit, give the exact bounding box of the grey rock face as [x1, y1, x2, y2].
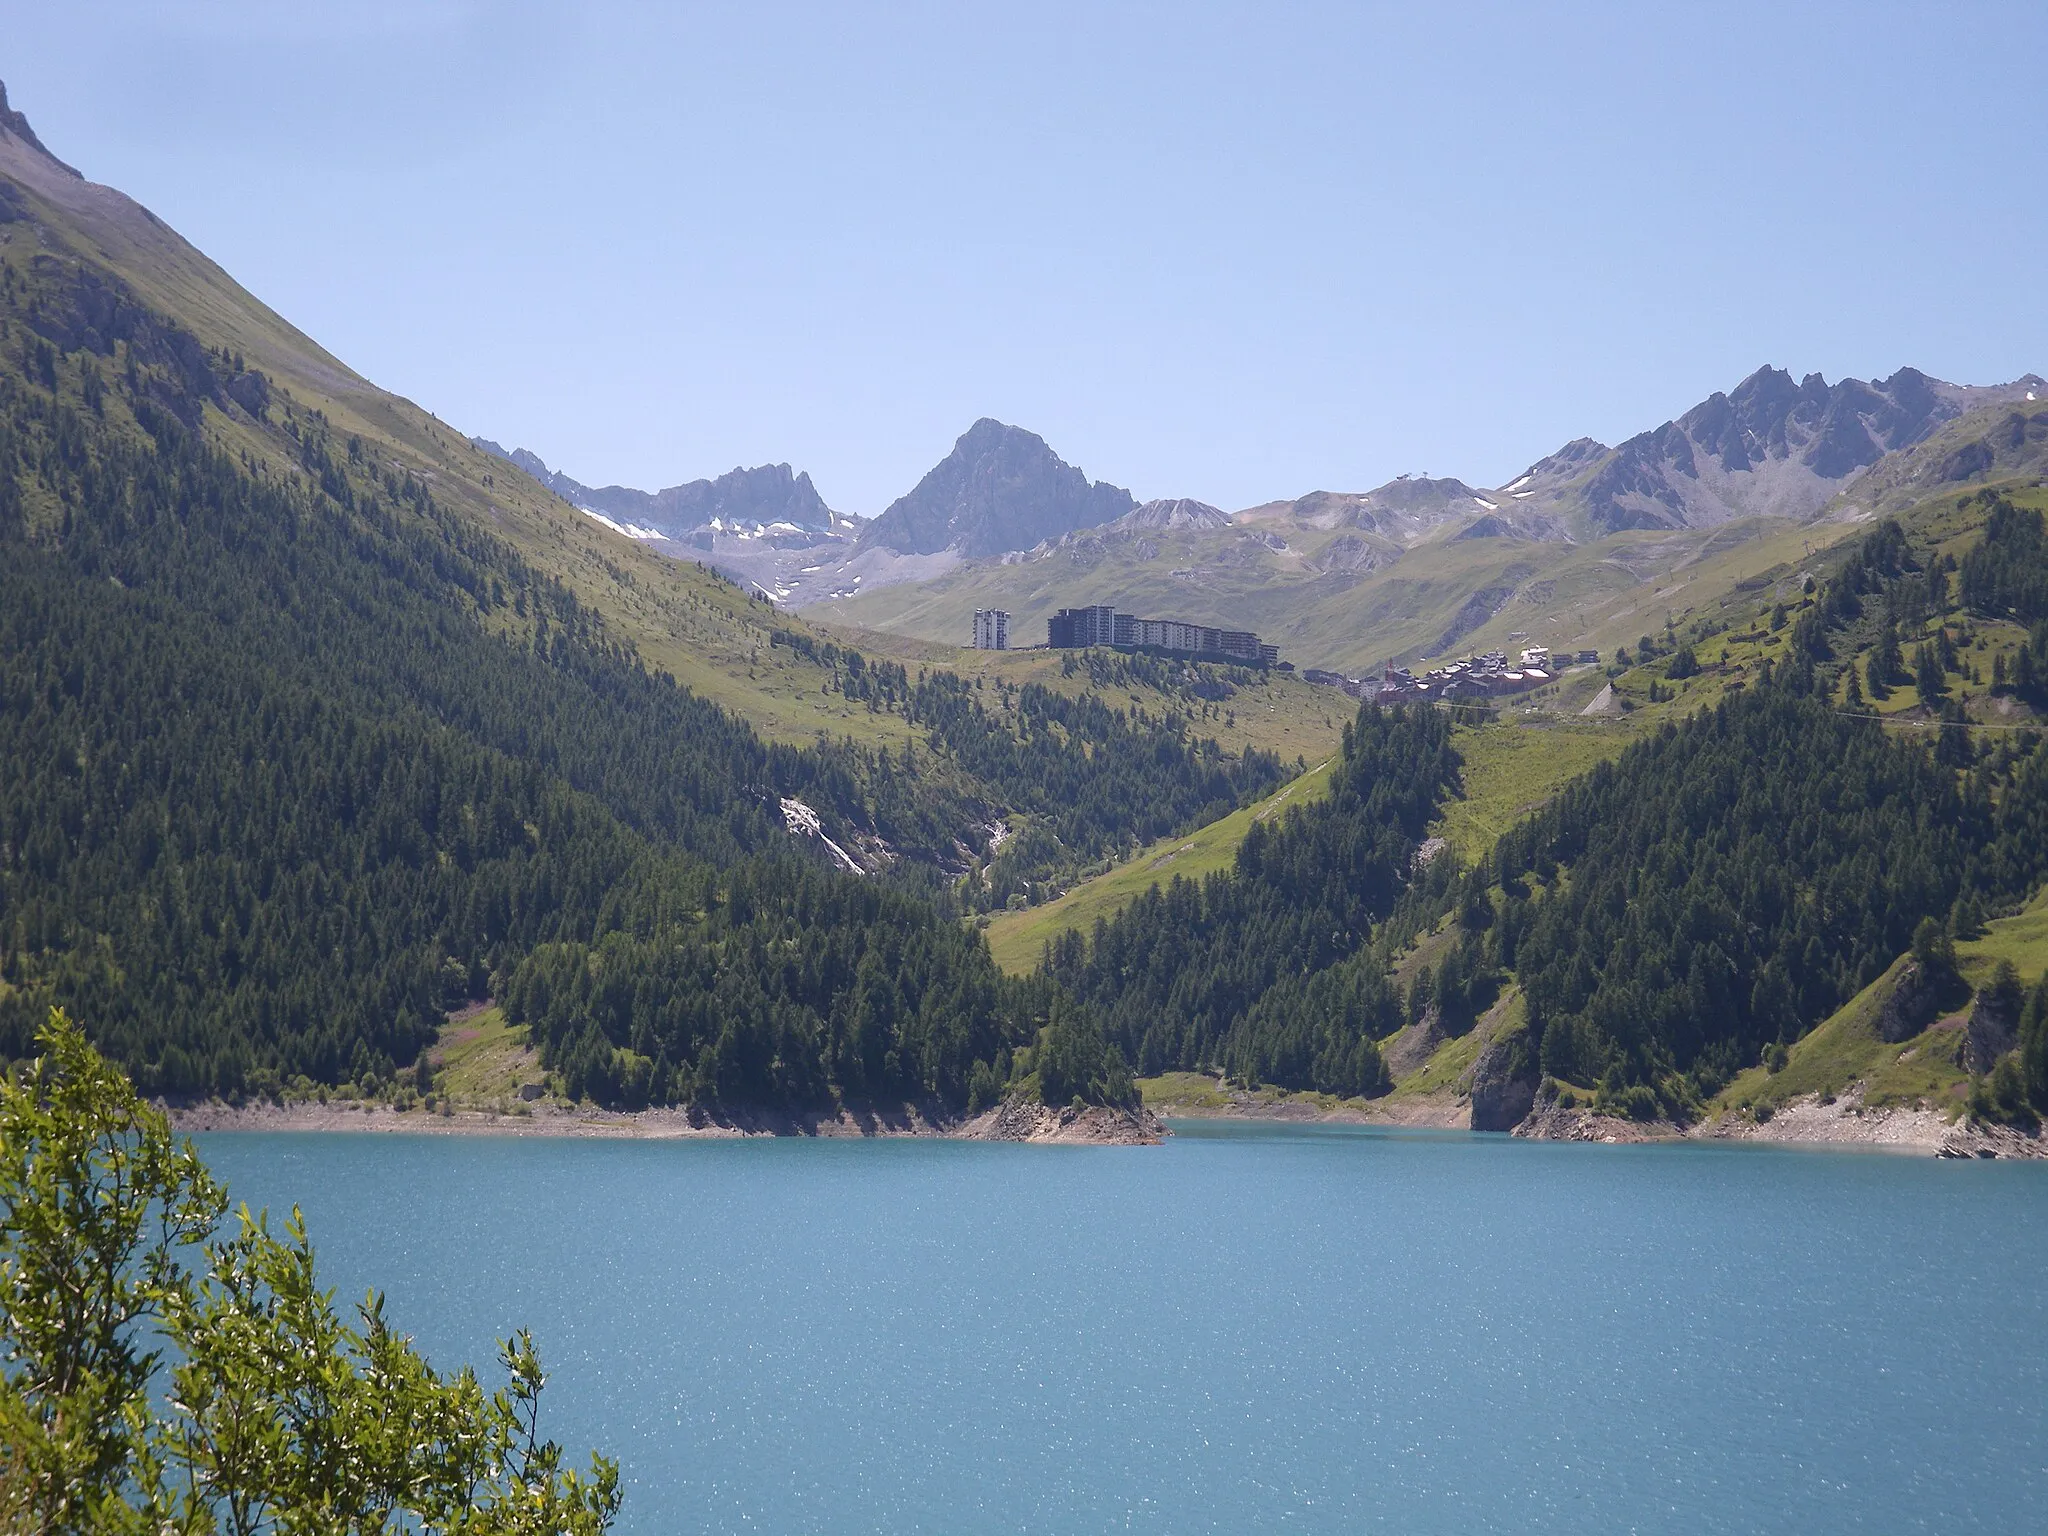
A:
[1119, 498, 1231, 532]
[1468, 1030, 1539, 1132]
[1497, 366, 2044, 538]
[473, 440, 836, 535]
[1876, 960, 1942, 1045]
[1964, 991, 2023, 1075]
[856, 419, 1134, 558]
[1381, 1007, 1448, 1081]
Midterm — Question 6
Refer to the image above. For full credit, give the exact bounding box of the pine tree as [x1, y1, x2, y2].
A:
[2021, 976, 2048, 1110]
[1914, 642, 1947, 708]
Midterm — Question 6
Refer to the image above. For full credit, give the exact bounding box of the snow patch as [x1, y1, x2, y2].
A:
[579, 507, 664, 541]
[1472, 496, 1499, 510]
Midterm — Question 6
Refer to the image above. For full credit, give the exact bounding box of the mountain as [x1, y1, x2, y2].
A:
[1237, 477, 1546, 545]
[0, 77, 1296, 1116]
[823, 367, 2046, 677]
[1118, 497, 1231, 532]
[1504, 366, 2045, 536]
[1828, 392, 2048, 516]
[856, 418, 1136, 558]
[472, 441, 843, 539]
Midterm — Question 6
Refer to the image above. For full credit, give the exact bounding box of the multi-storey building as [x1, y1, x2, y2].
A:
[1046, 605, 1276, 666]
[972, 609, 1009, 650]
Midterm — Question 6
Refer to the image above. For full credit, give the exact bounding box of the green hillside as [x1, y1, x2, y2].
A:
[982, 757, 1338, 974]
[0, 95, 1290, 1114]
[0, 104, 1305, 775]
[1042, 471, 2048, 1134]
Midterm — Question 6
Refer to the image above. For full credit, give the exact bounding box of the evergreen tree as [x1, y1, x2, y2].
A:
[1913, 642, 1947, 707]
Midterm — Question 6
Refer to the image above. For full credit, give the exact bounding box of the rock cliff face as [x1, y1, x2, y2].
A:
[1243, 478, 1520, 547]
[0, 81, 77, 175]
[1964, 990, 2023, 1074]
[1381, 1007, 1448, 1081]
[1875, 959, 1945, 1044]
[1119, 497, 1231, 532]
[1497, 366, 2044, 538]
[474, 441, 838, 535]
[1467, 1030, 1539, 1132]
[856, 419, 1134, 558]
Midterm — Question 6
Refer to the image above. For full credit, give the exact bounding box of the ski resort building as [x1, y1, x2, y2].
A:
[1046, 605, 1277, 666]
[972, 609, 1010, 650]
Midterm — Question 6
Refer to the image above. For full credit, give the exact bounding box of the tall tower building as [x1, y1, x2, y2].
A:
[972, 609, 1010, 650]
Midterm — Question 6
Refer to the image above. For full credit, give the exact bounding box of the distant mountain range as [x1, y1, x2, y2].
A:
[472, 441, 845, 542]
[478, 417, 1150, 604]
[1502, 365, 2044, 538]
[814, 363, 2047, 671]
[486, 364, 2043, 620]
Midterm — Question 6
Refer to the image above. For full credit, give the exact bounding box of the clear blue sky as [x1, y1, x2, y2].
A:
[12, 2, 2046, 513]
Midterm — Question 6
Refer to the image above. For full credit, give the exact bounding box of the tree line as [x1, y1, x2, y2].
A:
[0, 291, 1136, 1112]
[1041, 704, 1461, 1096]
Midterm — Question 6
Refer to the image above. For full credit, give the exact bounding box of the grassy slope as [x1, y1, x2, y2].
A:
[814, 623, 1350, 763]
[1707, 958, 1968, 1119]
[1959, 884, 2048, 993]
[1435, 715, 1638, 861]
[983, 704, 1642, 980]
[429, 1006, 551, 1111]
[814, 498, 1832, 680]
[1706, 870, 2048, 1121]
[1, 137, 1346, 782]
[981, 757, 1337, 974]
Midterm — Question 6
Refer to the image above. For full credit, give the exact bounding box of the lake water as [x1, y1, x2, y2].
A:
[195, 1122, 2048, 1535]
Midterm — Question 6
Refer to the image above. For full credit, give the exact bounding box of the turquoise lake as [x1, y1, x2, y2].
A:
[195, 1122, 2048, 1534]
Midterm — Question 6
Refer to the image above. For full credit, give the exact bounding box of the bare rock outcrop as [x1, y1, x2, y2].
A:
[1963, 991, 2023, 1075]
[1467, 1030, 1540, 1132]
[1513, 1083, 1677, 1143]
[1876, 959, 1944, 1043]
[957, 1097, 1165, 1145]
[1937, 1119, 2048, 1159]
[1382, 1007, 1448, 1081]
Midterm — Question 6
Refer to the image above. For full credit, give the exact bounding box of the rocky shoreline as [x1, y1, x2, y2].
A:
[169, 1095, 1166, 1146]
[1147, 1083, 2047, 1158]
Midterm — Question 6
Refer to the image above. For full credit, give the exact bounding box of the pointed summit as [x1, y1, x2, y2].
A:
[0, 80, 79, 176]
[856, 419, 1135, 558]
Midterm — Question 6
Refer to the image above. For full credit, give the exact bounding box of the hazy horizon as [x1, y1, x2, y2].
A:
[12, 1, 2047, 513]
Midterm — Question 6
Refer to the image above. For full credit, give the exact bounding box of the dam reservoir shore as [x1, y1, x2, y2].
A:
[193, 1119, 2048, 1535]
[166, 1084, 2048, 1156]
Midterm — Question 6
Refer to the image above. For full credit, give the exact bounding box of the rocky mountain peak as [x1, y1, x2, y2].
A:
[1118, 498, 1230, 532]
[1509, 364, 2045, 537]
[856, 419, 1134, 559]
[474, 439, 836, 534]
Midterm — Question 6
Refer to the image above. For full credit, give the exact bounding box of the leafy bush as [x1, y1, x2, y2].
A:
[0, 1011, 618, 1533]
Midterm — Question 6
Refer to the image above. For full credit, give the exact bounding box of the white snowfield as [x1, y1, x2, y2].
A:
[578, 507, 664, 541]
